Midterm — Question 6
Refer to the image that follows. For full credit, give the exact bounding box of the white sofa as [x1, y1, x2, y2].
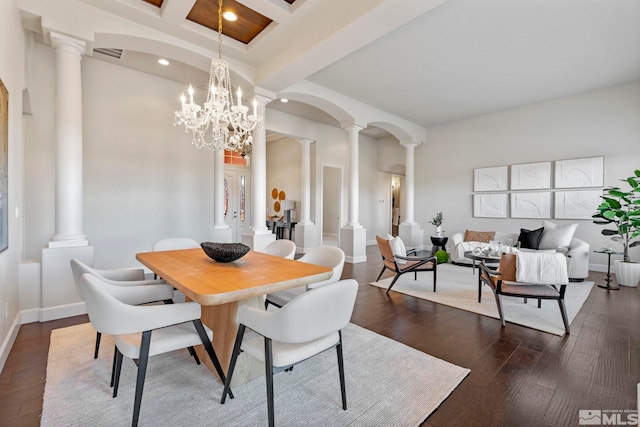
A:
[448, 231, 590, 281]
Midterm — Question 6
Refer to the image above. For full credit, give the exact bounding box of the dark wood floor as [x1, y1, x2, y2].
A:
[1, 245, 638, 426]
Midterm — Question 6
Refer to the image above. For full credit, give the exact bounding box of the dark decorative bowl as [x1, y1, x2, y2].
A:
[201, 242, 250, 263]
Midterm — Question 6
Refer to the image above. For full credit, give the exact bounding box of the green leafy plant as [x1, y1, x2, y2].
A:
[435, 249, 449, 264]
[592, 169, 640, 262]
[429, 212, 443, 227]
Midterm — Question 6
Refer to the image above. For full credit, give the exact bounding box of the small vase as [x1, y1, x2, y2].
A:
[435, 225, 442, 237]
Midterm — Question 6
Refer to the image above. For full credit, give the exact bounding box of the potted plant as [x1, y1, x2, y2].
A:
[429, 212, 444, 237]
[592, 169, 640, 286]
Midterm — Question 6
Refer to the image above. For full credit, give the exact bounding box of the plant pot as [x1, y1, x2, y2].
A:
[435, 225, 442, 237]
[614, 260, 640, 287]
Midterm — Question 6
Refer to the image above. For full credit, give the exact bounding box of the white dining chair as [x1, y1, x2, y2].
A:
[152, 237, 200, 252]
[260, 239, 296, 259]
[265, 246, 345, 308]
[70, 259, 174, 359]
[80, 273, 233, 427]
[221, 279, 358, 427]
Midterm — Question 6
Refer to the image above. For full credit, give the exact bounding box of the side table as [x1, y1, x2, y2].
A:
[594, 249, 623, 292]
[430, 236, 448, 255]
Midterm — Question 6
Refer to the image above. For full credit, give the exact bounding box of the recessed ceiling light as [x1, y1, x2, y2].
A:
[280, 98, 289, 103]
[223, 11, 238, 21]
[158, 58, 170, 66]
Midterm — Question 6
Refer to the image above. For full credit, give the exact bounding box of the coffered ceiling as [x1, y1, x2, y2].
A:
[20, 0, 640, 131]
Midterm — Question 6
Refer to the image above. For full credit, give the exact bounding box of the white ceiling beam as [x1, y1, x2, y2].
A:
[160, 0, 197, 26]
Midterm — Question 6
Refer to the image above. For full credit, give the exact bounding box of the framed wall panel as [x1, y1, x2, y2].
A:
[510, 192, 551, 219]
[473, 193, 508, 218]
[473, 166, 508, 192]
[554, 190, 602, 219]
[555, 157, 604, 188]
[510, 161, 551, 190]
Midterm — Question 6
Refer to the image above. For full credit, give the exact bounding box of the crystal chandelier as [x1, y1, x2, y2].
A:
[174, 0, 261, 154]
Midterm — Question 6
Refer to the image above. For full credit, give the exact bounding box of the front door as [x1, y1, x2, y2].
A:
[224, 168, 251, 242]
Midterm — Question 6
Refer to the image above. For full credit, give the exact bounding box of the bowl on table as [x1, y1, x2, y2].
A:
[201, 242, 250, 263]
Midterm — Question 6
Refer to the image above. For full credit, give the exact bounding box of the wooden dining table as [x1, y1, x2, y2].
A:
[136, 248, 332, 385]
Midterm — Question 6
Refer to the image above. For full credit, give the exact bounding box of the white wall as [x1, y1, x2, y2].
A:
[24, 45, 217, 269]
[0, 0, 26, 371]
[415, 81, 640, 269]
[266, 137, 301, 220]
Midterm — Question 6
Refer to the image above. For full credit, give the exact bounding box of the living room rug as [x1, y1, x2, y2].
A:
[370, 263, 594, 336]
[42, 322, 469, 426]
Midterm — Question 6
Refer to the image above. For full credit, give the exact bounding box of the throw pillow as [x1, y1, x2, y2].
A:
[464, 230, 495, 243]
[518, 227, 544, 250]
[388, 235, 408, 264]
[539, 220, 578, 250]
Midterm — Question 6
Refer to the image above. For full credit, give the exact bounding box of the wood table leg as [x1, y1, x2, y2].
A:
[195, 296, 265, 387]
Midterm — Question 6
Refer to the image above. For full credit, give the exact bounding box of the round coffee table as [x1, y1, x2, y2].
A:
[464, 251, 501, 302]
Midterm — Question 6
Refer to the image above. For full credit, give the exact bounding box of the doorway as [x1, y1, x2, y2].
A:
[322, 165, 342, 247]
[390, 175, 402, 236]
[224, 168, 251, 242]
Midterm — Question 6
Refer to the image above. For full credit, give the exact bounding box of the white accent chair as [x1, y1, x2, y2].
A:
[70, 258, 174, 359]
[80, 273, 232, 427]
[264, 246, 345, 308]
[260, 239, 296, 259]
[221, 279, 358, 427]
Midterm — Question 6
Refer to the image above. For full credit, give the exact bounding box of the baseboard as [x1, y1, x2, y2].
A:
[0, 314, 21, 375]
[38, 302, 87, 322]
[346, 255, 367, 264]
[589, 263, 608, 273]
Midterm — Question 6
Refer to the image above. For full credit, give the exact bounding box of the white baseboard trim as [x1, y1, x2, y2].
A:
[38, 302, 87, 322]
[0, 314, 21, 375]
[589, 263, 608, 273]
[346, 255, 367, 264]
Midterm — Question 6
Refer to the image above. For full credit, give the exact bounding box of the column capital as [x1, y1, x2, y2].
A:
[254, 94, 273, 106]
[297, 138, 314, 146]
[401, 141, 419, 149]
[50, 32, 86, 57]
[344, 125, 363, 134]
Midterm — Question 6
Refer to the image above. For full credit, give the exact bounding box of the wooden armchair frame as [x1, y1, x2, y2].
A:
[375, 236, 437, 294]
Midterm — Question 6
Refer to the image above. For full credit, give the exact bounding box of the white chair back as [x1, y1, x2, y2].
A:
[152, 238, 200, 251]
[239, 279, 358, 344]
[297, 246, 345, 289]
[261, 240, 296, 259]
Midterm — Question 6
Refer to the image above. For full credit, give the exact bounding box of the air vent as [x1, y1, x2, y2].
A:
[92, 48, 123, 59]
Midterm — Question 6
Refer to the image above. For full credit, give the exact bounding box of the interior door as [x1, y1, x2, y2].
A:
[224, 168, 251, 242]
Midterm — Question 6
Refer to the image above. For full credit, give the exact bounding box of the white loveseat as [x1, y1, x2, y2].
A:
[449, 229, 590, 281]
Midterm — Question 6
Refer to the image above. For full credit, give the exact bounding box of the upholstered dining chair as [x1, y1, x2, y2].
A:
[478, 252, 570, 334]
[70, 259, 174, 359]
[374, 235, 437, 294]
[264, 245, 345, 308]
[152, 237, 200, 251]
[80, 273, 232, 427]
[221, 279, 358, 427]
[260, 239, 296, 259]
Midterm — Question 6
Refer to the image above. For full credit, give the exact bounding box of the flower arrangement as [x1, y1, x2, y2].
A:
[429, 212, 444, 227]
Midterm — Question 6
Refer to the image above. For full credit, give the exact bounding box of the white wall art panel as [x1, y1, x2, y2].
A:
[510, 192, 551, 219]
[555, 157, 604, 188]
[511, 161, 551, 190]
[555, 190, 602, 219]
[473, 193, 508, 218]
[473, 166, 508, 192]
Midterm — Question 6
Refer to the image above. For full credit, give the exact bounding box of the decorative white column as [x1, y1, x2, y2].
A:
[242, 94, 274, 251]
[340, 125, 366, 263]
[402, 142, 417, 225]
[399, 141, 423, 249]
[41, 33, 94, 321]
[298, 139, 313, 225]
[211, 148, 231, 242]
[49, 32, 87, 247]
[345, 125, 362, 227]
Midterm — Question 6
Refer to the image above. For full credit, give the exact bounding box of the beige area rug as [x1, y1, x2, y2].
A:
[42, 322, 469, 426]
[371, 263, 594, 336]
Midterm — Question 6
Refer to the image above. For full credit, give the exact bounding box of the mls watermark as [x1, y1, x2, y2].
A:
[579, 410, 639, 426]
